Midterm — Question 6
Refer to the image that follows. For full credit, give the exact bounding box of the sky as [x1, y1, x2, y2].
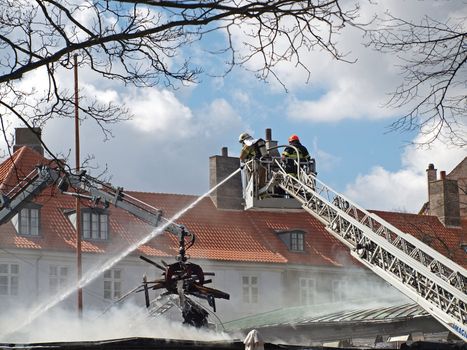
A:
[1, 0, 466, 213]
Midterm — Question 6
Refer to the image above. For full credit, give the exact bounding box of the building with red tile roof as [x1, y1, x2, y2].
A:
[0, 128, 465, 329]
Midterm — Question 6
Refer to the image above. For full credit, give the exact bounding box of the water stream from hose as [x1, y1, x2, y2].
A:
[1, 167, 242, 339]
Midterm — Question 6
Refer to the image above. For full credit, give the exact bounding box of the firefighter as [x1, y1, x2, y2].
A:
[238, 132, 267, 161]
[238, 132, 267, 189]
[282, 134, 310, 176]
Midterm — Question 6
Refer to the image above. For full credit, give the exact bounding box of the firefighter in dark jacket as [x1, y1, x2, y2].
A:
[282, 134, 310, 176]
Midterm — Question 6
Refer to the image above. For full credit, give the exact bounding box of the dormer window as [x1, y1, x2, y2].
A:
[276, 229, 306, 252]
[66, 208, 109, 240]
[82, 209, 109, 240]
[290, 231, 304, 251]
[12, 204, 41, 236]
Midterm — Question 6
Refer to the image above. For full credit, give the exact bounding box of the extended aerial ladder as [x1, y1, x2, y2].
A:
[243, 148, 467, 342]
[0, 164, 177, 236]
[0, 164, 229, 327]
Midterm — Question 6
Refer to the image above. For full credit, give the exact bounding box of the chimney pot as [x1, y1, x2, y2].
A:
[221, 147, 228, 157]
[265, 128, 272, 141]
[440, 171, 446, 180]
[426, 163, 437, 204]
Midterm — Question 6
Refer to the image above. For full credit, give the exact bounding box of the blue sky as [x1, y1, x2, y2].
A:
[1, 0, 466, 213]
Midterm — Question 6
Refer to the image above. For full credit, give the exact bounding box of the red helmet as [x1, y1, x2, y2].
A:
[288, 134, 299, 142]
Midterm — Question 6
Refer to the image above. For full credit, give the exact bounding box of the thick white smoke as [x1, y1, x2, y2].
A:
[0, 302, 234, 343]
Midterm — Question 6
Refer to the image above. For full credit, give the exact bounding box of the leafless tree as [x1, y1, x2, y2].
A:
[0, 0, 363, 162]
[367, 13, 466, 147]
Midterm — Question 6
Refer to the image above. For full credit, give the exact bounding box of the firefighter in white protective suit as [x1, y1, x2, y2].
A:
[238, 132, 267, 190]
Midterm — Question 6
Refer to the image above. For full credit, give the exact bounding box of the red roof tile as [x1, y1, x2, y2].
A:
[371, 210, 466, 268]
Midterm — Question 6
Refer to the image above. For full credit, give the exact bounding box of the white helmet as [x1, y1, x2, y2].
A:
[238, 132, 251, 143]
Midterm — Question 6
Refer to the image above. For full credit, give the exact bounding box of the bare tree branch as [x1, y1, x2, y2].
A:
[366, 13, 467, 147]
[0, 0, 363, 169]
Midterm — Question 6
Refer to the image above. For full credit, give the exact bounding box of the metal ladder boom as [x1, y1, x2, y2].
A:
[0, 166, 60, 224]
[59, 170, 192, 240]
[0, 165, 193, 242]
[272, 160, 466, 341]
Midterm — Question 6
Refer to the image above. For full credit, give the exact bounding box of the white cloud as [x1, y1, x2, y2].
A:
[82, 83, 119, 104]
[227, 5, 401, 121]
[400, 132, 467, 176]
[344, 166, 425, 212]
[125, 88, 194, 139]
[0, 44, 246, 194]
[232, 89, 250, 105]
[344, 129, 466, 212]
[286, 77, 394, 122]
[197, 98, 243, 138]
[228, 0, 464, 124]
[39, 86, 246, 194]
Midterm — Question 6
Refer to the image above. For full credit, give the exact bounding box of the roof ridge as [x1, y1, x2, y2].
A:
[128, 190, 200, 197]
[371, 209, 420, 217]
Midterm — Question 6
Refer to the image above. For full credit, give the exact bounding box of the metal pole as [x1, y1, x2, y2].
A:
[73, 53, 83, 317]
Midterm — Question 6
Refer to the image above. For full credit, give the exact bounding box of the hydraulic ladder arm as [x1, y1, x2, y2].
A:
[56, 169, 188, 239]
[0, 165, 188, 240]
[261, 157, 467, 341]
[0, 165, 61, 225]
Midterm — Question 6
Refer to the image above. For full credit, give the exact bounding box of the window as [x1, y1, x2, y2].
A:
[104, 269, 122, 300]
[332, 280, 346, 302]
[299, 277, 315, 305]
[82, 210, 108, 240]
[0, 263, 19, 295]
[242, 275, 258, 303]
[49, 265, 69, 293]
[12, 205, 40, 236]
[66, 209, 109, 240]
[276, 229, 306, 252]
[290, 231, 304, 251]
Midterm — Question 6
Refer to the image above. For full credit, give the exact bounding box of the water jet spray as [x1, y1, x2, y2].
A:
[0, 165, 242, 339]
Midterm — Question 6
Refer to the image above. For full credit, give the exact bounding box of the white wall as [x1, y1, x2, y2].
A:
[0, 249, 405, 331]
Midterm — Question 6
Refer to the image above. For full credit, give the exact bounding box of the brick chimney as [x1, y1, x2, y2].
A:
[13, 127, 44, 156]
[429, 170, 461, 227]
[265, 128, 280, 157]
[209, 147, 243, 210]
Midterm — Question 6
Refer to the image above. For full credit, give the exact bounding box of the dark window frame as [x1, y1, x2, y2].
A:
[81, 208, 109, 241]
[17, 203, 41, 236]
[290, 231, 305, 251]
[276, 229, 307, 252]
